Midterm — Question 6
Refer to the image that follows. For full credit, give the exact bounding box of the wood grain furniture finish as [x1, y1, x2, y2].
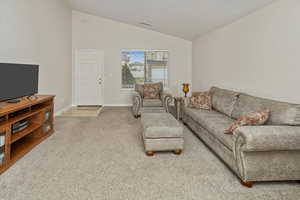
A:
[0, 95, 55, 174]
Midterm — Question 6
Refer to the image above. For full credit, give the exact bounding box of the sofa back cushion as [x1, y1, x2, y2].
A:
[209, 87, 240, 117]
[232, 94, 300, 126]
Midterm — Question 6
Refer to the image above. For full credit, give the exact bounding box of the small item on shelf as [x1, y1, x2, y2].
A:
[0, 150, 4, 166]
[8, 107, 30, 118]
[45, 112, 50, 121]
[12, 124, 29, 134]
[43, 124, 51, 133]
[12, 119, 29, 134]
[0, 116, 5, 123]
[182, 83, 190, 97]
[0, 133, 5, 147]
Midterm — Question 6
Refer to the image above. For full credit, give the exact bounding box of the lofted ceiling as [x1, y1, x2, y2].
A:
[69, 0, 276, 40]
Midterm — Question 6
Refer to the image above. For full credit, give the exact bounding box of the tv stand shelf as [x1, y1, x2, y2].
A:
[0, 95, 55, 174]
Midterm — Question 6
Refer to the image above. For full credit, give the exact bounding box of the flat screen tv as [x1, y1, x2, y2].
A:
[0, 63, 39, 102]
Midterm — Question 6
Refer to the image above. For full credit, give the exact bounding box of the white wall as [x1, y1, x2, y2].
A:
[72, 11, 192, 105]
[0, 0, 72, 112]
[192, 0, 300, 104]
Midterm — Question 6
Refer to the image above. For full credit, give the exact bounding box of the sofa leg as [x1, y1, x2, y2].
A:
[134, 114, 141, 119]
[146, 151, 154, 156]
[241, 181, 254, 188]
[174, 149, 182, 155]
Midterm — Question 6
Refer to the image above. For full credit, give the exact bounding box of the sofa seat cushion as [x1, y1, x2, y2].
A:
[209, 87, 240, 117]
[185, 107, 235, 150]
[232, 94, 300, 126]
[143, 99, 163, 107]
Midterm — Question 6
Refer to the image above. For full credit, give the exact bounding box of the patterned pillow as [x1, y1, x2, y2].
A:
[225, 110, 270, 135]
[143, 83, 161, 99]
[189, 92, 212, 110]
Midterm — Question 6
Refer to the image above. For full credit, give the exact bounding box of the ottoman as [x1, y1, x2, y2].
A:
[141, 113, 184, 156]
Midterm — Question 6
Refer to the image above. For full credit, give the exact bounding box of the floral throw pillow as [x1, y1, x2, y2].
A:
[224, 110, 270, 135]
[143, 84, 161, 99]
[189, 92, 212, 110]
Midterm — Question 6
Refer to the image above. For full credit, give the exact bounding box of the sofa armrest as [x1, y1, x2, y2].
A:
[132, 91, 142, 116]
[161, 89, 173, 112]
[234, 126, 300, 152]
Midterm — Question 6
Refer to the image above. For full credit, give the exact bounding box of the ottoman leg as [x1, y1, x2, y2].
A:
[241, 181, 254, 188]
[174, 149, 182, 155]
[146, 151, 154, 156]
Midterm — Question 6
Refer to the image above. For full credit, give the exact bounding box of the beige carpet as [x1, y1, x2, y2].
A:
[0, 107, 299, 200]
[61, 106, 102, 117]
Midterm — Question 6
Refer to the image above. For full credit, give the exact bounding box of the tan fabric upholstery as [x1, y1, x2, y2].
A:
[182, 87, 300, 183]
[132, 82, 172, 117]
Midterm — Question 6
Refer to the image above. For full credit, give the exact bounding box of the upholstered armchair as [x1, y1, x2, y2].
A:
[132, 82, 173, 118]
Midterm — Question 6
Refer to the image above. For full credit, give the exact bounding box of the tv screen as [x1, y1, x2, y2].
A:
[0, 63, 39, 102]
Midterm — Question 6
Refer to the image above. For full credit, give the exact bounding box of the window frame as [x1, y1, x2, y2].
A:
[121, 49, 169, 89]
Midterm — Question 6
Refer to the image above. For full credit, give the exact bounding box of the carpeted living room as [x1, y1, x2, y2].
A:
[0, 0, 300, 200]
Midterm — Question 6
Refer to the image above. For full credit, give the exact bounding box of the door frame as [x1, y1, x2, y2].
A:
[73, 49, 104, 106]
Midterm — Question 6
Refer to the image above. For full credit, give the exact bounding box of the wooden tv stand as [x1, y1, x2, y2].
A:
[0, 95, 55, 174]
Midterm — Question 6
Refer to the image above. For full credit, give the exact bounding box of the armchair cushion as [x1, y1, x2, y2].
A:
[144, 83, 161, 99]
[234, 126, 300, 152]
[143, 99, 163, 107]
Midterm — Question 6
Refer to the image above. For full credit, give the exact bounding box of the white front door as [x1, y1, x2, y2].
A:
[75, 49, 104, 106]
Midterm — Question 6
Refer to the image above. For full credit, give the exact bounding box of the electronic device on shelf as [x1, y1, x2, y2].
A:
[0, 116, 5, 123]
[45, 112, 50, 121]
[8, 107, 31, 118]
[12, 119, 29, 134]
[12, 125, 28, 134]
[0, 152, 4, 166]
[0, 134, 5, 147]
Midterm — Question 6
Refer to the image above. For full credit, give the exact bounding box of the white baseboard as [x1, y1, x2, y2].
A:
[55, 105, 73, 116]
[103, 104, 132, 107]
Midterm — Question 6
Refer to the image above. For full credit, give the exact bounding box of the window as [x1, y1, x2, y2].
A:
[121, 50, 168, 88]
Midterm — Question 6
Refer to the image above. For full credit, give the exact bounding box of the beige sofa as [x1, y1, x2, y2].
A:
[182, 87, 300, 187]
